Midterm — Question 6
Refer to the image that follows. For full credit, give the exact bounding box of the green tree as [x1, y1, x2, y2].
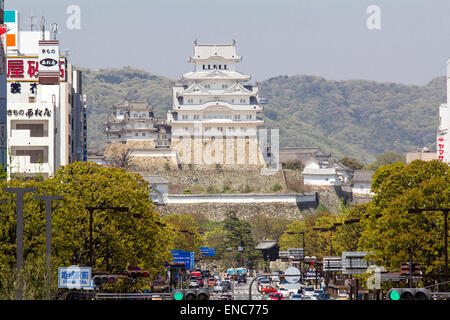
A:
[163, 214, 203, 254]
[358, 160, 450, 275]
[223, 211, 260, 269]
[0, 161, 172, 296]
[339, 157, 364, 171]
[365, 152, 405, 171]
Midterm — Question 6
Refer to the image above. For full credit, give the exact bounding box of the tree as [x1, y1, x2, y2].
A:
[222, 211, 261, 269]
[162, 214, 203, 254]
[248, 214, 292, 243]
[339, 157, 364, 171]
[107, 144, 136, 170]
[365, 152, 405, 171]
[358, 160, 450, 274]
[0, 161, 172, 290]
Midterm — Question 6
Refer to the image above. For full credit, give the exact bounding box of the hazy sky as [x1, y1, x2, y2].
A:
[7, 0, 450, 84]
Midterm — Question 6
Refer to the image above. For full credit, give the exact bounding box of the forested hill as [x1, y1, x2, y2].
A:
[82, 67, 446, 164]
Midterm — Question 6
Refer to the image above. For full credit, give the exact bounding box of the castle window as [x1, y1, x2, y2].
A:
[224, 65, 227, 69]
[213, 65, 217, 69]
[203, 64, 205, 70]
[208, 65, 211, 69]
[219, 65, 222, 69]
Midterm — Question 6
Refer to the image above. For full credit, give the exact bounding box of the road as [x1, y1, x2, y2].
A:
[209, 277, 266, 300]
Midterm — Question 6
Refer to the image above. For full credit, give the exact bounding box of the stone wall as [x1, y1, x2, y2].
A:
[155, 201, 316, 221]
[137, 167, 307, 194]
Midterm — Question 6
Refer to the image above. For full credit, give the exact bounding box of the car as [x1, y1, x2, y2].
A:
[302, 295, 317, 300]
[278, 287, 290, 298]
[317, 293, 330, 300]
[269, 292, 284, 300]
[190, 276, 204, 287]
[207, 277, 216, 287]
[260, 285, 277, 294]
[189, 280, 199, 288]
[218, 293, 233, 300]
[302, 286, 315, 297]
[258, 278, 271, 289]
[221, 279, 231, 291]
[201, 270, 211, 278]
[290, 294, 303, 300]
[213, 283, 224, 293]
[237, 275, 247, 284]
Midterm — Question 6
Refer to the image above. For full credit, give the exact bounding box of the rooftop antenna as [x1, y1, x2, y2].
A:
[232, 39, 236, 46]
[194, 39, 198, 45]
[29, 16, 37, 31]
[51, 23, 59, 40]
[40, 16, 46, 40]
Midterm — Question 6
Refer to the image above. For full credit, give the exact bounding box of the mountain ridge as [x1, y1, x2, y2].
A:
[82, 66, 445, 163]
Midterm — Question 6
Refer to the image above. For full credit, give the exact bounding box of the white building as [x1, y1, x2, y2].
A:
[352, 170, 375, 196]
[167, 41, 265, 166]
[105, 100, 170, 147]
[437, 60, 449, 163]
[5, 10, 86, 179]
[301, 157, 341, 186]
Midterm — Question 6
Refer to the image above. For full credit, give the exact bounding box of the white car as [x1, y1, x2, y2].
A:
[302, 286, 316, 297]
[189, 280, 199, 288]
[278, 287, 290, 299]
[213, 283, 224, 293]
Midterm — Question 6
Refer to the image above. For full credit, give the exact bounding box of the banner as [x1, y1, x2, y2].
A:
[38, 40, 60, 84]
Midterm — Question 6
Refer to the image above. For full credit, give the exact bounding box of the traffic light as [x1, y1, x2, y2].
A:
[124, 270, 150, 278]
[387, 288, 432, 300]
[93, 274, 118, 285]
[171, 288, 210, 300]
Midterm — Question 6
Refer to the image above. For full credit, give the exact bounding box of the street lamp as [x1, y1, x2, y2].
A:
[408, 208, 449, 292]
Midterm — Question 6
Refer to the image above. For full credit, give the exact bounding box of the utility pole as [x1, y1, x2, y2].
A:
[3, 187, 36, 300]
[34, 195, 64, 296]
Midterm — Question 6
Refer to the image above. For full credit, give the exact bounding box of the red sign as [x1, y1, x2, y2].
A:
[6, 56, 67, 82]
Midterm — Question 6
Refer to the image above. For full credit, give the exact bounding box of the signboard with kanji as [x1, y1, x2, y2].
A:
[58, 266, 92, 289]
[38, 40, 60, 84]
[6, 56, 67, 82]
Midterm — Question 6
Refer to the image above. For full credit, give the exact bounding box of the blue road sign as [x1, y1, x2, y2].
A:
[58, 266, 92, 289]
[171, 250, 195, 269]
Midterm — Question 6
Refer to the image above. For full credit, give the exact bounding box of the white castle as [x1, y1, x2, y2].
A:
[104, 42, 267, 168]
[167, 42, 266, 167]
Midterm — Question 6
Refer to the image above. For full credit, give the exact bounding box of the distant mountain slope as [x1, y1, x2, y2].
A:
[82, 67, 445, 163]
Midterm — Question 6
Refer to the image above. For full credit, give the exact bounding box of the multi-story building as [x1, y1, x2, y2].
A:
[103, 100, 175, 167]
[5, 10, 87, 179]
[167, 42, 266, 167]
[437, 59, 449, 163]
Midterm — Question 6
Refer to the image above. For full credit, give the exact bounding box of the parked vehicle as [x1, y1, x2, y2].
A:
[290, 294, 303, 300]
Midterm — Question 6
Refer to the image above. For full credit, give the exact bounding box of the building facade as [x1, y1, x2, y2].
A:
[5, 10, 86, 179]
[167, 42, 265, 167]
[103, 100, 175, 167]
